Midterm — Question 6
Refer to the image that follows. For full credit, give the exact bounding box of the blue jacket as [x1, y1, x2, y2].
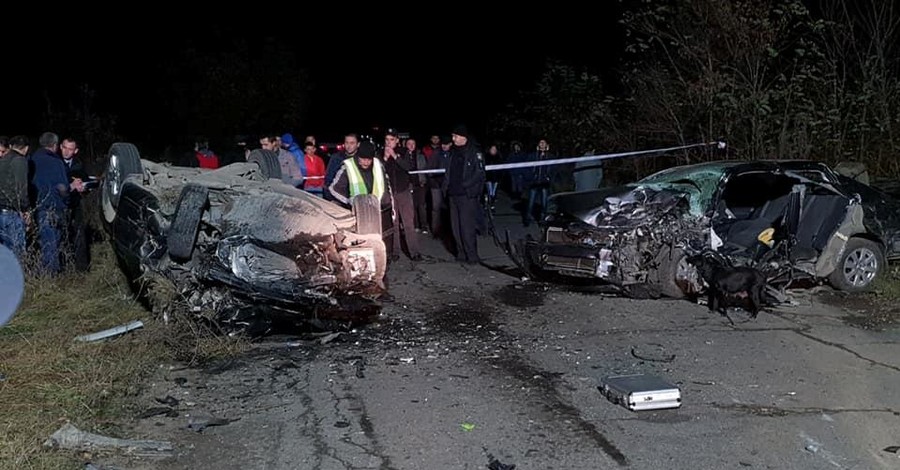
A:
[29, 148, 69, 211]
[287, 144, 307, 177]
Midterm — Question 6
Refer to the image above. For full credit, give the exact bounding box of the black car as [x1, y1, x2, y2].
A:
[504, 160, 900, 298]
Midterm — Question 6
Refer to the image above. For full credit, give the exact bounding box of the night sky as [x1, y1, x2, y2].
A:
[1, 10, 622, 150]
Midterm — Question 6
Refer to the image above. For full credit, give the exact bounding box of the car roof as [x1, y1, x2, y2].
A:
[640, 159, 832, 182]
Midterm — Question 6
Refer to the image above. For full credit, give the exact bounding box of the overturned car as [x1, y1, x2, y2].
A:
[100, 143, 390, 332]
[505, 160, 900, 298]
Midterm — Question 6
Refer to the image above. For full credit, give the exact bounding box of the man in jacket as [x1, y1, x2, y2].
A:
[0, 136, 29, 258]
[60, 138, 91, 271]
[324, 133, 361, 201]
[427, 136, 451, 236]
[328, 140, 392, 211]
[30, 132, 82, 275]
[442, 125, 485, 264]
[382, 128, 420, 261]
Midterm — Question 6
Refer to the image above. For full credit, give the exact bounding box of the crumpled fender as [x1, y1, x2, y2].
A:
[816, 203, 866, 278]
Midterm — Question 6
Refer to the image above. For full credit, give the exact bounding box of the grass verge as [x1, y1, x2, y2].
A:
[873, 264, 900, 302]
[0, 243, 248, 469]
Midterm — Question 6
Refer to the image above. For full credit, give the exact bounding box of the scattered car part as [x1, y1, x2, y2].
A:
[43, 422, 173, 457]
[74, 320, 145, 342]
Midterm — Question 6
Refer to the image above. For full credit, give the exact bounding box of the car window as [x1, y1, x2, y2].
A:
[637, 169, 725, 215]
[793, 170, 833, 184]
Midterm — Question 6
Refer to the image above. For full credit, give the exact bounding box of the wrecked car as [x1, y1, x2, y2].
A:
[100, 142, 390, 333]
[504, 160, 900, 298]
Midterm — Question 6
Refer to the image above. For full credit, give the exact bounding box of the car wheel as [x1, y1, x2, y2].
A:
[655, 246, 688, 299]
[828, 237, 884, 292]
[102, 142, 143, 224]
[352, 194, 383, 235]
[247, 149, 283, 180]
[167, 184, 210, 262]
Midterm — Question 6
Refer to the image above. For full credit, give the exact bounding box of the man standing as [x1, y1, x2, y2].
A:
[0, 136, 29, 258]
[60, 138, 90, 271]
[300, 141, 326, 197]
[328, 141, 392, 211]
[427, 136, 451, 236]
[525, 138, 553, 226]
[382, 129, 421, 261]
[261, 134, 303, 188]
[443, 125, 485, 264]
[327, 140, 394, 300]
[407, 138, 429, 233]
[30, 132, 81, 275]
[193, 137, 220, 169]
[324, 133, 361, 201]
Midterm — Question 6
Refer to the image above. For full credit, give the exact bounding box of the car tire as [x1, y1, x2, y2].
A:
[168, 184, 209, 262]
[247, 149, 283, 180]
[656, 246, 688, 299]
[828, 237, 885, 292]
[352, 194, 382, 235]
[101, 142, 144, 224]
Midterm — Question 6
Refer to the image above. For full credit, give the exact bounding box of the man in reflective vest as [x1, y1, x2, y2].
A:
[327, 140, 392, 210]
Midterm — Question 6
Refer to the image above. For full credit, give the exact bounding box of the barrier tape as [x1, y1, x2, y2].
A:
[297, 141, 725, 179]
[409, 141, 726, 175]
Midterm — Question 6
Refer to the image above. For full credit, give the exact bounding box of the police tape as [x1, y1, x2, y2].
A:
[408, 140, 727, 175]
[296, 141, 725, 179]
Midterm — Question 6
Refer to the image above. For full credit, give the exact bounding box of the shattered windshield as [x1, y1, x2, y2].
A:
[635, 164, 730, 215]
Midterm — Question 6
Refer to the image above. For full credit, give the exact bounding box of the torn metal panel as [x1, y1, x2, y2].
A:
[75, 321, 145, 342]
[815, 203, 866, 278]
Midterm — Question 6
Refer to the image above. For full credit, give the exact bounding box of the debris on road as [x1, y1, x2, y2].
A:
[187, 415, 238, 433]
[43, 422, 173, 457]
[487, 457, 517, 470]
[155, 395, 180, 407]
[74, 320, 144, 342]
[138, 407, 178, 419]
[630, 345, 676, 363]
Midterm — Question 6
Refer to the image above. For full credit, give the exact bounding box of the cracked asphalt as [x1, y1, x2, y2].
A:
[113, 195, 900, 469]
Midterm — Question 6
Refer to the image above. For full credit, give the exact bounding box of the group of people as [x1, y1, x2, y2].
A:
[184, 127, 489, 264]
[325, 125, 485, 264]
[0, 126, 597, 276]
[0, 132, 91, 276]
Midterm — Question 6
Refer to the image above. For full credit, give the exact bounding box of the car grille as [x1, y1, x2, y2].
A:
[543, 255, 598, 272]
[546, 227, 569, 243]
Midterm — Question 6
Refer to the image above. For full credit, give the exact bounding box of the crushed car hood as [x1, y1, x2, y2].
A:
[549, 185, 695, 229]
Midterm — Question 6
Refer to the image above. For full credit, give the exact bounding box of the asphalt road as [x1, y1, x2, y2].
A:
[113, 194, 900, 470]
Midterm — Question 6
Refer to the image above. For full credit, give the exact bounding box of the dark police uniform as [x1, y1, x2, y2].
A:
[442, 126, 485, 264]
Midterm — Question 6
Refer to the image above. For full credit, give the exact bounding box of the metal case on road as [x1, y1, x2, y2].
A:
[599, 374, 682, 411]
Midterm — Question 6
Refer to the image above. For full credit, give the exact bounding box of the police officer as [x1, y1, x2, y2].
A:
[328, 141, 395, 301]
[443, 125, 485, 264]
[327, 140, 392, 210]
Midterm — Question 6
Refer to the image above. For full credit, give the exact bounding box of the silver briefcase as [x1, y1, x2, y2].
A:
[599, 373, 682, 411]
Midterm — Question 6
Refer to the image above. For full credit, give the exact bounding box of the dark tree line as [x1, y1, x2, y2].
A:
[41, 34, 313, 166]
[490, 0, 900, 181]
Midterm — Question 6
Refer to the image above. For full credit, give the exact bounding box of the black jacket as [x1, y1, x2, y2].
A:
[382, 146, 414, 193]
[442, 141, 485, 198]
[327, 156, 393, 210]
[63, 156, 89, 209]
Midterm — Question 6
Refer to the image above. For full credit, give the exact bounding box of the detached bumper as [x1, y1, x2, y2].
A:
[503, 231, 617, 281]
